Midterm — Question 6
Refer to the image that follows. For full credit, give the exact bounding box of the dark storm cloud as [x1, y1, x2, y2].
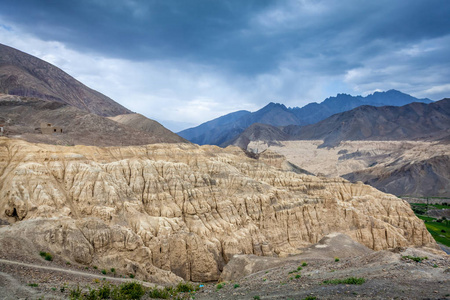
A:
[1, 0, 450, 128]
[2, 0, 448, 76]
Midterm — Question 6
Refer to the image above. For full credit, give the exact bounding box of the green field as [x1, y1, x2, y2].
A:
[416, 215, 450, 247]
[412, 203, 449, 209]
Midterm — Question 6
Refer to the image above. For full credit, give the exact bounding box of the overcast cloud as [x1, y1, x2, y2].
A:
[1, 0, 449, 131]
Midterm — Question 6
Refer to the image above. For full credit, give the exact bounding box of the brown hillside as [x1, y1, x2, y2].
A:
[0, 43, 131, 117]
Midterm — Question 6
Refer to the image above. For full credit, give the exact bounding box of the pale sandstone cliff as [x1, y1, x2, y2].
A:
[0, 138, 436, 283]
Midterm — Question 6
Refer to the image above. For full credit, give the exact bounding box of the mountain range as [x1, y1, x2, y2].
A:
[231, 99, 450, 149]
[178, 90, 432, 146]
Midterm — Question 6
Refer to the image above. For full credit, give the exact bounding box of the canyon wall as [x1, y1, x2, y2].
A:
[0, 138, 436, 282]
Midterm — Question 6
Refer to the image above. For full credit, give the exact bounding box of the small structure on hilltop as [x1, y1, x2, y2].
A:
[0, 124, 4, 136]
[40, 123, 63, 134]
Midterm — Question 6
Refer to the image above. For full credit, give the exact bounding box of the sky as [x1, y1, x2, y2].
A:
[1, 0, 450, 132]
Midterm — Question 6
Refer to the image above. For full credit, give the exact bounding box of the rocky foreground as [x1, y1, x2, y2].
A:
[0, 137, 440, 286]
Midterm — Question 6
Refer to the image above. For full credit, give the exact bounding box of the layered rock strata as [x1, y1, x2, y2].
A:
[0, 138, 436, 282]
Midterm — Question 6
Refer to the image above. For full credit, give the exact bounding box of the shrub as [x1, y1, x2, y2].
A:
[175, 281, 196, 293]
[303, 296, 317, 300]
[101, 269, 107, 275]
[93, 266, 98, 269]
[28, 283, 38, 287]
[234, 284, 240, 288]
[66, 261, 71, 265]
[254, 296, 261, 300]
[110, 268, 116, 273]
[93, 283, 111, 299]
[297, 266, 302, 271]
[216, 283, 223, 290]
[334, 257, 339, 262]
[295, 274, 301, 279]
[129, 274, 135, 278]
[69, 285, 82, 299]
[118, 282, 145, 299]
[302, 262, 308, 267]
[148, 287, 170, 299]
[323, 277, 366, 285]
[39, 251, 53, 261]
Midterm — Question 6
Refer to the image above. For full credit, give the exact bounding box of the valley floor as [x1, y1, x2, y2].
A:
[0, 233, 448, 300]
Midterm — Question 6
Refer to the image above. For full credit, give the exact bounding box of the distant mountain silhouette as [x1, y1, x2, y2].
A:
[0, 43, 131, 117]
[231, 98, 450, 148]
[178, 90, 431, 146]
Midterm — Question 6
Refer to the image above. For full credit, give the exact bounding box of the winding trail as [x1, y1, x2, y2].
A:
[0, 258, 154, 286]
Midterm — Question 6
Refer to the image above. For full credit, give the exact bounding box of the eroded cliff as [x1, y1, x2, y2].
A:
[0, 138, 436, 282]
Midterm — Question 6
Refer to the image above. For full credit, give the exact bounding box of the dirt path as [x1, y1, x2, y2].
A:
[0, 258, 155, 300]
[0, 258, 134, 283]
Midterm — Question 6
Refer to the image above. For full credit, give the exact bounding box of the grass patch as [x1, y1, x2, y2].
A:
[416, 215, 450, 247]
[402, 255, 428, 262]
[323, 277, 366, 285]
[28, 283, 38, 287]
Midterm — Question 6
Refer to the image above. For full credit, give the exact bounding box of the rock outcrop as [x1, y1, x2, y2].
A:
[0, 138, 437, 282]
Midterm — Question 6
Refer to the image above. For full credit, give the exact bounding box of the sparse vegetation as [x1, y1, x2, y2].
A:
[302, 297, 317, 300]
[402, 255, 428, 263]
[302, 262, 308, 267]
[323, 277, 366, 285]
[234, 284, 240, 288]
[295, 274, 301, 279]
[93, 266, 98, 269]
[253, 296, 261, 300]
[101, 269, 107, 275]
[334, 257, 339, 262]
[28, 283, 39, 287]
[297, 266, 302, 271]
[129, 274, 135, 278]
[216, 283, 224, 290]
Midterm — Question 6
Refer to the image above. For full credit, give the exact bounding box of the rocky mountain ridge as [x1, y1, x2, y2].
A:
[178, 90, 432, 146]
[233, 98, 450, 149]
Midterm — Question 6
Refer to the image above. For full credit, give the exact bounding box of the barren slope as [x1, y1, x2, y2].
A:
[0, 43, 131, 116]
[0, 94, 187, 146]
[108, 113, 187, 144]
